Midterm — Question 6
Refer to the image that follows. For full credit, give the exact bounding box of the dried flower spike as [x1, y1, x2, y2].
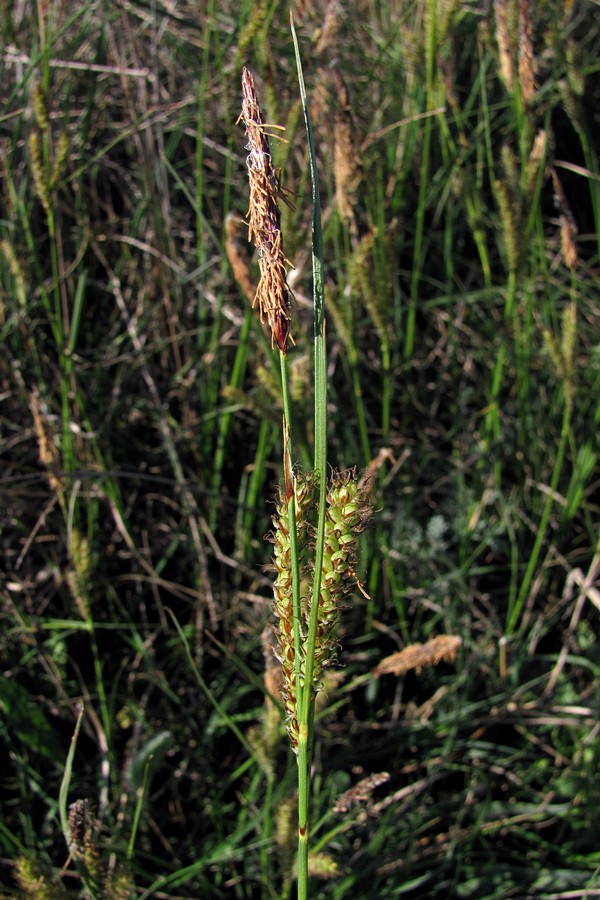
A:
[238, 67, 292, 353]
[225, 212, 255, 303]
[333, 69, 361, 235]
[374, 635, 462, 677]
[333, 771, 390, 814]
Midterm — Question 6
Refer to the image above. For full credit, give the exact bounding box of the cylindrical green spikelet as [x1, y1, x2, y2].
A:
[14, 855, 70, 899]
[312, 470, 371, 688]
[494, 175, 520, 276]
[0, 240, 27, 310]
[28, 131, 52, 221]
[104, 867, 135, 900]
[561, 300, 577, 417]
[68, 530, 92, 622]
[270, 473, 315, 751]
[275, 793, 297, 880]
[51, 132, 69, 189]
[32, 81, 50, 133]
[524, 130, 547, 209]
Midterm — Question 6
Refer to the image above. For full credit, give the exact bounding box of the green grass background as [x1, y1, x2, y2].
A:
[1, 0, 600, 897]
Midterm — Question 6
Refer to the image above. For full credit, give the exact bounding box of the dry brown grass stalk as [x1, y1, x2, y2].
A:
[374, 635, 462, 677]
[30, 389, 63, 499]
[333, 771, 390, 814]
[551, 169, 578, 270]
[262, 623, 285, 709]
[518, 0, 536, 109]
[494, 0, 518, 94]
[333, 69, 361, 235]
[238, 67, 291, 353]
[225, 211, 255, 303]
[315, 0, 343, 57]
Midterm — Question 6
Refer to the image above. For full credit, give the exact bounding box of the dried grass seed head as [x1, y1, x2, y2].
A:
[374, 635, 462, 677]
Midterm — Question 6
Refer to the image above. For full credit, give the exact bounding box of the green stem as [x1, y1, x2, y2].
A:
[291, 17, 327, 899]
[280, 346, 307, 896]
[279, 352, 303, 699]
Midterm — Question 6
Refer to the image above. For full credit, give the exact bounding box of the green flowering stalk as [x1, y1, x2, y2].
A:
[312, 471, 370, 688]
[270, 470, 371, 755]
[271, 474, 316, 752]
[238, 25, 372, 897]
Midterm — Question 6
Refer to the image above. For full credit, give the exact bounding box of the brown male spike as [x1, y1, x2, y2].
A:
[238, 67, 292, 353]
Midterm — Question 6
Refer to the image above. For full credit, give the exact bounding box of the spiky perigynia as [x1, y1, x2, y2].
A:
[312, 469, 371, 689]
[270, 474, 315, 750]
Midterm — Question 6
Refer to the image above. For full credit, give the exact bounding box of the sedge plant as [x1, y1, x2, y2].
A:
[237, 25, 372, 900]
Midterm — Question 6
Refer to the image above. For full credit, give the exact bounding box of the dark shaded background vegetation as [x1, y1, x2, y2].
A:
[1, 0, 600, 897]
